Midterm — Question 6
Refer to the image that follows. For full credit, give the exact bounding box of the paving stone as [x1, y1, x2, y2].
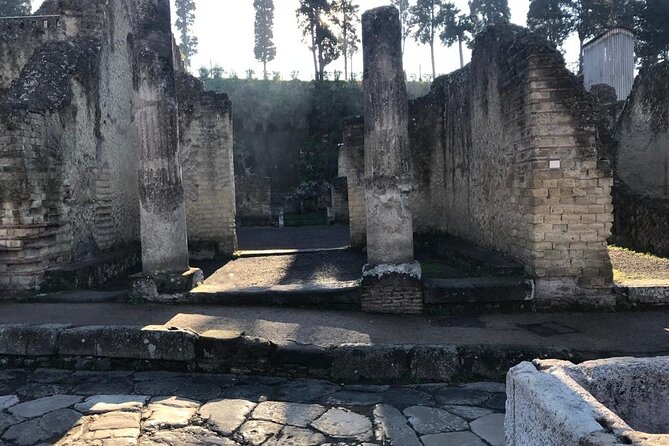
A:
[178, 383, 223, 401]
[382, 388, 434, 410]
[342, 385, 389, 393]
[2, 409, 82, 446]
[134, 377, 192, 396]
[140, 426, 238, 445]
[272, 379, 339, 403]
[311, 408, 373, 441]
[88, 411, 141, 431]
[435, 388, 491, 406]
[484, 393, 507, 411]
[235, 420, 282, 445]
[144, 404, 198, 429]
[219, 384, 274, 402]
[403, 406, 469, 435]
[421, 431, 488, 446]
[324, 390, 383, 406]
[262, 426, 326, 446]
[15, 384, 72, 399]
[372, 404, 421, 446]
[29, 369, 73, 384]
[461, 382, 506, 393]
[470, 413, 505, 446]
[9, 395, 82, 418]
[442, 405, 494, 421]
[75, 395, 149, 414]
[199, 399, 256, 435]
[237, 375, 286, 386]
[82, 427, 139, 441]
[133, 372, 182, 382]
[252, 401, 325, 427]
[0, 395, 18, 410]
[0, 412, 25, 435]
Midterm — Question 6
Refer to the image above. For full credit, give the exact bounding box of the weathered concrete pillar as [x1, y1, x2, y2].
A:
[130, 0, 202, 299]
[361, 6, 422, 314]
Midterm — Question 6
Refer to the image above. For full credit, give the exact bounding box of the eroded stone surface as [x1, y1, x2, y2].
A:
[324, 391, 383, 406]
[436, 388, 491, 406]
[421, 431, 488, 446]
[373, 404, 421, 446]
[252, 401, 325, 427]
[75, 395, 149, 414]
[312, 408, 373, 441]
[470, 413, 505, 446]
[0, 396, 18, 411]
[404, 405, 468, 435]
[199, 399, 256, 435]
[235, 420, 282, 445]
[443, 405, 494, 421]
[262, 426, 326, 446]
[9, 395, 82, 418]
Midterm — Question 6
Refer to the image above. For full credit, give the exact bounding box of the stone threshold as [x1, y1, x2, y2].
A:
[0, 323, 656, 384]
[235, 246, 352, 258]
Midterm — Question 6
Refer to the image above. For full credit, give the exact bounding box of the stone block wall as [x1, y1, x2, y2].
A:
[177, 73, 237, 259]
[408, 25, 614, 304]
[612, 62, 669, 255]
[341, 117, 366, 248]
[331, 177, 349, 222]
[235, 174, 272, 226]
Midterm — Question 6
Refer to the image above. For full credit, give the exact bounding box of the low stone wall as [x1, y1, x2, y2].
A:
[506, 357, 669, 445]
[235, 174, 272, 226]
[0, 324, 583, 383]
[177, 73, 237, 259]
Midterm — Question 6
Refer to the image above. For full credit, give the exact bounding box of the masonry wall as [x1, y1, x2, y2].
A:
[612, 63, 669, 255]
[235, 175, 272, 226]
[0, 0, 151, 292]
[341, 117, 366, 249]
[409, 25, 613, 304]
[177, 73, 237, 259]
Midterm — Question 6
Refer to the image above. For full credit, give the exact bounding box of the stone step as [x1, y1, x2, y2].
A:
[424, 276, 534, 306]
[185, 282, 361, 308]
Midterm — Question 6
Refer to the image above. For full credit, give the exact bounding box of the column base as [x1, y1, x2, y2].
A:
[129, 267, 204, 303]
[361, 262, 423, 314]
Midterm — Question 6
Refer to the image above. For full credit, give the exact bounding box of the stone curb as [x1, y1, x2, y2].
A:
[0, 324, 632, 383]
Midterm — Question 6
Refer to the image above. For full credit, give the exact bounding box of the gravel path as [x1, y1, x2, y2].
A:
[0, 369, 506, 446]
[609, 246, 669, 283]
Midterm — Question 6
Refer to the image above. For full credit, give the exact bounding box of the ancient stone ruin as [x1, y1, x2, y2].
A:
[0, 0, 235, 293]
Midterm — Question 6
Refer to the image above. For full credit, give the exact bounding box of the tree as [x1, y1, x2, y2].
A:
[439, 3, 473, 68]
[469, 0, 510, 35]
[198, 67, 210, 80]
[635, 0, 669, 66]
[411, 0, 446, 79]
[254, 0, 276, 80]
[0, 0, 30, 16]
[391, 0, 413, 55]
[297, 0, 342, 81]
[174, 0, 198, 68]
[527, 0, 574, 48]
[332, 0, 360, 81]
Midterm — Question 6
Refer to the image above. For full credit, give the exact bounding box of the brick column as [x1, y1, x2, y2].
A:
[342, 117, 367, 249]
[130, 0, 202, 300]
[361, 6, 422, 314]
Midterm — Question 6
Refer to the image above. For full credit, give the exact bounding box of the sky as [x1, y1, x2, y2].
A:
[33, 0, 582, 80]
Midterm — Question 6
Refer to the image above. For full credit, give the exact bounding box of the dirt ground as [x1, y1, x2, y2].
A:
[237, 225, 350, 251]
[200, 250, 367, 289]
[609, 246, 669, 283]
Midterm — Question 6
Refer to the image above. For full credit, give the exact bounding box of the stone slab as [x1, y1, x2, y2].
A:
[421, 431, 488, 446]
[252, 401, 325, 428]
[74, 395, 149, 414]
[403, 405, 468, 435]
[372, 404, 422, 446]
[9, 395, 82, 418]
[199, 399, 256, 435]
[311, 408, 373, 441]
[470, 413, 505, 446]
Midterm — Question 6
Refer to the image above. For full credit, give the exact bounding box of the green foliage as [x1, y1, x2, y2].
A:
[527, 0, 574, 48]
[0, 0, 30, 16]
[391, 0, 413, 54]
[331, 0, 361, 81]
[254, 0, 276, 80]
[411, 0, 447, 78]
[635, 0, 669, 66]
[439, 3, 474, 68]
[174, 0, 198, 67]
[469, 0, 511, 35]
[297, 0, 342, 81]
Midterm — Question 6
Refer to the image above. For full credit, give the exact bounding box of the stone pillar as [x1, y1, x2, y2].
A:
[130, 0, 202, 300]
[361, 6, 422, 314]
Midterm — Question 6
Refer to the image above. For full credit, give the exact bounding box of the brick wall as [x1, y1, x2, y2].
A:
[341, 117, 366, 249]
[331, 177, 349, 222]
[612, 62, 669, 255]
[235, 174, 272, 226]
[409, 25, 613, 304]
[177, 73, 237, 259]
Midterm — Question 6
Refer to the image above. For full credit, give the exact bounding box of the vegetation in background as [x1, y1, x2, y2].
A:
[254, 0, 276, 80]
[174, 0, 198, 67]
[439, 3, 474, 68]
[635, 0, 669, 66]
[296, 0, 342, 81]
[410, 0, 446, 79]
[332, 0, 361, 81]
[469, 0, 511, 35]
[391, 0, 413, 55]
[0, 0, 30, 16]
[526, 0, 574, 48]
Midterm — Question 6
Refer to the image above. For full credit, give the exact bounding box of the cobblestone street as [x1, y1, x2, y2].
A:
[0, 369, 506, 446]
